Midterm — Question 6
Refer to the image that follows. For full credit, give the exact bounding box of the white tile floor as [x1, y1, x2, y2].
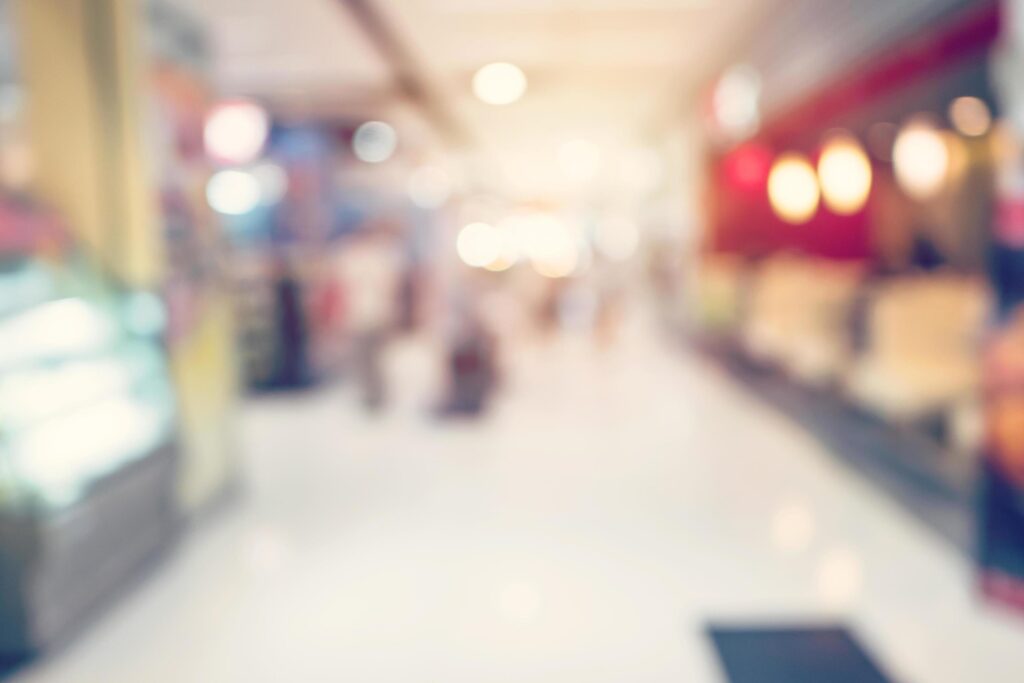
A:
[15, 321, 1024, 682]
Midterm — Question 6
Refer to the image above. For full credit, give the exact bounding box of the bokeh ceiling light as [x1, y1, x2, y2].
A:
[531, 248, 578, 279]
[893, 118, 949, 200]
[473, 62, 528, 105]
[353, 121, 398, 163]
[817, 134, 872, 215]
[483, 222, 521, 272]
[204, 100, 269, 165]
[767, 153, 820, 224]
[949, 96, 992, 137]
[525, 217, 578, 279]
[456, 222, 501, 268]
[713, 64, 762, 139]
[206, 170, 261, 215]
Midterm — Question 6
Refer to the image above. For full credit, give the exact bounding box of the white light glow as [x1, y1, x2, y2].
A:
[893, 119, 950, 200]
[473, 62, 528, 106]
[457, 222, 502, 268]
[817, 134, 873, 215]
[768, 153, 820, 224]
[0, 298, 115, 371]
[0, 360, 132, 429]
[353, 121, 398, 164]
[206, 170, 262, 215]
[484, 220, 521, 272]
[523, 215, 578, 278]
[14, 396, 165, 505]
[204, 100, 269, 165]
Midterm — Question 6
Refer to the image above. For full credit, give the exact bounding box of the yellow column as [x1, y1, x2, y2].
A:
[15, 0, 161, 286]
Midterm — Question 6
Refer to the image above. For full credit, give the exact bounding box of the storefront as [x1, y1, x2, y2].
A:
[0, 0, 239, 654]
[688, 0, 1002, 547]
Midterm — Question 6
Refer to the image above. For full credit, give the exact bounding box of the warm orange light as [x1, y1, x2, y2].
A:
[893, 118, 949, 200]
[767, 153, 819, 224]
[949, 96, 991, 137]
[817, 134, 872, 215]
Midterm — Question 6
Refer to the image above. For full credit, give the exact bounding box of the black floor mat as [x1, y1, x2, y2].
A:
[708, 625, 894, 683]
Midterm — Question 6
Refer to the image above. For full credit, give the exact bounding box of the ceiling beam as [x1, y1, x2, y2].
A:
[338, 0, 472, 148]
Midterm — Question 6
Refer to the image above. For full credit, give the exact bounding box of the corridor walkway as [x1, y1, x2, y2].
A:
[15, 321, 1024, 682]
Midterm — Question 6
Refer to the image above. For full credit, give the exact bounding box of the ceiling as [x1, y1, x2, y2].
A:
[176, 0, 778, 201]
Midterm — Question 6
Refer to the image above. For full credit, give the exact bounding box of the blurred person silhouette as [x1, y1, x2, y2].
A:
[271, 253, 310, 388]
[910, 227, 948, 271]
[335, 224, 403, 412]
[438, 292, 498, 417]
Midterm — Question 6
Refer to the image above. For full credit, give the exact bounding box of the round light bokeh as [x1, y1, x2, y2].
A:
[713, 64, 762, 139]
[456, 222, 502, 268]
[893, 118, 949, 200]
[767, 153, 820, 224]
[206, 169, 262, 215]
[472, 62, 528, 106]
[484, 222, 521, 272]
[527, 218, 578, 278]
[817, 134, 872, 215]
[352, 121, 398, 164]
[949, 96, 992, 138]
[204, 100, 269, 165]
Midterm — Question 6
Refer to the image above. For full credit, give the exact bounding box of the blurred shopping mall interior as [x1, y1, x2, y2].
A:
[1, 0, 1024, 681]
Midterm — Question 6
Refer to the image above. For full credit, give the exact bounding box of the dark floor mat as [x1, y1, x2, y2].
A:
[708, 625, 894, 683]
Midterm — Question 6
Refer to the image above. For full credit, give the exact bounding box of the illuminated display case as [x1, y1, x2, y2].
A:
[0, 203, 179, 656]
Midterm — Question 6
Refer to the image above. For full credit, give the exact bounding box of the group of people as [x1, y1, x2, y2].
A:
[331, 228, 498, 417]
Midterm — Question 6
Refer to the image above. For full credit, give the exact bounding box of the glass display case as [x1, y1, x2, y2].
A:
[0, 201, 179, 656]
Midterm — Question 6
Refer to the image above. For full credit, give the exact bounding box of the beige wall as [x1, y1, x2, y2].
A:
[15, 0, 161, 286]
